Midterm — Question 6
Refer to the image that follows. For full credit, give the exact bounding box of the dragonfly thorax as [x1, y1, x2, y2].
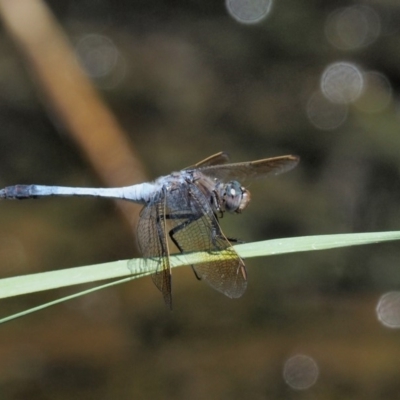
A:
[216, 180, 250, 213]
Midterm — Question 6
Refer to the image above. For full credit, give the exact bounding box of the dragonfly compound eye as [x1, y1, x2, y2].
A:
[224, 181, 251, 213]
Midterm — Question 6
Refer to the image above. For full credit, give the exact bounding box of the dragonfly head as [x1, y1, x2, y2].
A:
[220, 181, 251, 213]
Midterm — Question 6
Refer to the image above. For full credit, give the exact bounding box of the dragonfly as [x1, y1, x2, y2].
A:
[0, 152, 299, 308]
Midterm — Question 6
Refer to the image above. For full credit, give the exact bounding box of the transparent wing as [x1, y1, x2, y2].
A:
[137, 190, 173, 309]
[165, 181, 247, 298]
[194, 155, 299, 182]
[184, 151, 230, 170]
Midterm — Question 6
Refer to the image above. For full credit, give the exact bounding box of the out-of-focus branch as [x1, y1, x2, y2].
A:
[0, 0, 147, 232]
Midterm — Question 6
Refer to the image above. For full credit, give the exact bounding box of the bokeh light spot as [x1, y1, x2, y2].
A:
[376, 291, 400, 328]
[325, 5, 381, 50]
[355, 71, 392, 113]
[307, 91, 348, 130]
[283, 354, 319, 390]
[226, 0, 273, 24]
[321, 62, 364, 104]
[75, 34, 119, 79]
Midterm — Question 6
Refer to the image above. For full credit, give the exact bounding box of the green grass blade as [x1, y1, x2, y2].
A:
[0, 230, 400, 324]
[1, 231, 400, 300]
[0, 276, 135, 324]
[234, 231, 400, 258]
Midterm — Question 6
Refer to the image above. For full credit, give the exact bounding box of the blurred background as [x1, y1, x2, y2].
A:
[0, 0, 400, 398]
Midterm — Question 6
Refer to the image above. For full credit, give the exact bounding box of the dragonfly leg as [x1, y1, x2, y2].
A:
[165, 211, 235, 248]
[225, 237, 244, 244]
[166, 213, 203, 280]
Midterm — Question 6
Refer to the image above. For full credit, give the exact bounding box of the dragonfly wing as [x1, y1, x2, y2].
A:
[184, 151, 230, 170]
[137, 190, 172, 309]
[196, 155, 299, 182]
[192, 234, 247, 298]
[166, 181, 247, 298]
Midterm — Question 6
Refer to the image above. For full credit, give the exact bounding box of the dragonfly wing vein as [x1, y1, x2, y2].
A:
[196, 155, 299, 182]
[184, 151, 230, 169]
[138, 189, 172, 308]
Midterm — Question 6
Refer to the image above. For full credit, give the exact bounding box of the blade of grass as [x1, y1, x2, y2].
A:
[1, 230, 400, 324]
[1, 231, 399, 300]
[0, 276, 136, 324]
[234, 231, 400, 257]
